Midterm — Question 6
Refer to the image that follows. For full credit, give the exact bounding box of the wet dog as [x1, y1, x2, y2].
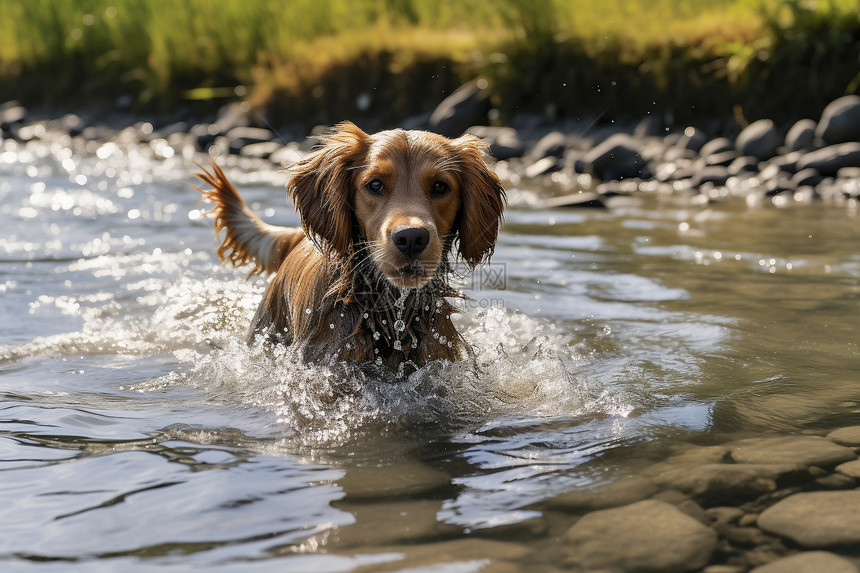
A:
[193, 122, 505, 370]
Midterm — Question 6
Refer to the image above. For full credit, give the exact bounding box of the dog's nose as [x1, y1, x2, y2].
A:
[392, 226, 430, 256]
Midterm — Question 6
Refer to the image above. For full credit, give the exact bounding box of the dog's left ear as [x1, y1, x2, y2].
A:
[452, 135, 506, 268]
[288, 122, 369, 256]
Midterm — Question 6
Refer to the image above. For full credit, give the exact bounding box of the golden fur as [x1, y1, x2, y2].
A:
[193, 122, 505, 370]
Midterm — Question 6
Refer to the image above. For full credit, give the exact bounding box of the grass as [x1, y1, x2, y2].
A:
[1, 0, 858, 126]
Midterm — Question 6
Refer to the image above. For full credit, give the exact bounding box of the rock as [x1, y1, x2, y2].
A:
[634, 116, 665, 138]
[730, 435, 856, 467]
[692, 166, 731, 187]
[644, 463, 802, 504]
[677, 127, 708, 152]
[545, 476, 657, 512]
[791, 168, 824, 188]
[758, 490, 860, 547]
[785, 119, 817, 151]
[769, 151, 803, 174]
[428, 79, 491, 138]
[524, 157, 561, 178]
[797, 142, 860, 175]
[529, 130, 568, 160]
[705, 506, 744, 525]
[539, 192, 606, 209]
[816, 95, 860, 144]
[466, 126, 524, 160]
[705, 150, 737, 167]
[814, 472, 855, 489]
[736, 119, 781, 160]
[211, 101, 253, 135]
[240, 141, 282, 159]
[827, 425, 860, 446]
[0, 102, 27, 129]
[728, 156, 760, 175]
[700, 137, 734, 158]
[337, 462, 450, 500]
[269, 142, 305, 166]
[564, 500, 717, 572]
[751, 551, 859, 573]
[584, 133, 648, 180]
[835, 459, 860, 478]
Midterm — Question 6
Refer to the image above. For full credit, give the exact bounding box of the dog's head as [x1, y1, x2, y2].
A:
[288, 123, 505, 289]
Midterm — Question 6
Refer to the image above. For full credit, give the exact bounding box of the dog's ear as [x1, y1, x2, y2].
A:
[288, 122, 369, 256]
[452, 135, 506, 268]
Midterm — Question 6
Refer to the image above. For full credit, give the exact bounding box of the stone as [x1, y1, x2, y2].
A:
[737, 119, 781, 160]
[529, 130, 568, 160]
[564, 500, 717, 572]
[791, 168, 824, 188]
[705, 506, 744, 525]
[539, 192, 606, 209]
[643, 463, 802, 504]
[692, 166, 731, 187]
[700, 137, 734, 158]
[796, 142, 860, 175]
[546, 476, 658, 512]
[0, 102, 27, 129]
[729, 435, 856, 467]
[816, 95, 860, 145]
[428, 79, 491, 138]
[758, 491, 860, 547]
[728, 156, 760, 175]
[239, 141, 281, 159]
[827, 425, 860, 446]
[466, 126, 524, 160]
[705, 150, 737, 167]
[750, 551, 859, 573]
[270, 142, 305, 166]
[836, 460, 860, 480]
[785, 119, 817, 151]
[524, 156, 561, 178]
[584, 133, 648, 180]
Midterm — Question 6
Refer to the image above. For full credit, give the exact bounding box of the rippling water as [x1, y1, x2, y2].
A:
[1, 135, 859, 570]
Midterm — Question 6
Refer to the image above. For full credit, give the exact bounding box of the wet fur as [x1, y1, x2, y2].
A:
[193, 123, 505, 370]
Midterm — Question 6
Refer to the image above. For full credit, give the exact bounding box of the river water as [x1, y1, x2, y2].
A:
[1, 135, 858, 571]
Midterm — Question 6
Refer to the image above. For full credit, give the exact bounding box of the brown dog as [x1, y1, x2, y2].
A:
[193, 122, 505, 370]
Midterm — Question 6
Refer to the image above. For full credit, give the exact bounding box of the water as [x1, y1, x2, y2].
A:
[1, 135, 859, 570]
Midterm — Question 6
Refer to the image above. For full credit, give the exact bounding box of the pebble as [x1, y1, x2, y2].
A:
[836, 460, 860, 478]
[750, 551, 860, 573]
[564, 500, 717, 572]
[784, 118, 817, 151]
[544, 475, 657, 512]
[757, 490, 860, 547]
[428, 79, 490, 138]
[736, 119, 781, 160]
[796, 142, 860, 176]
[644, 462, 802, 504]
[815, 94, 860, 145]
[729, 435, 856, 467]
[827, 425, 860, 446]
[584, 133, 648, 180]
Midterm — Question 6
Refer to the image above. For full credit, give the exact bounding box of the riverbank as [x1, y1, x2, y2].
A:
[2, 0, 859, 127]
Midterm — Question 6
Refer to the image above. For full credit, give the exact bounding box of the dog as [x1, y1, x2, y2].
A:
[193, 122, 505, 371]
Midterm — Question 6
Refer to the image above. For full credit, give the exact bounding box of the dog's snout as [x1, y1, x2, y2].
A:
[392, 226, 430, 256]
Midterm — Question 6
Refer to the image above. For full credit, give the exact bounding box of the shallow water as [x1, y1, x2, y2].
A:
[1, 136, 859, 570]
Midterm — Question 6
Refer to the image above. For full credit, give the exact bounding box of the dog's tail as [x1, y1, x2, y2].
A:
[192, 162, 304, 277]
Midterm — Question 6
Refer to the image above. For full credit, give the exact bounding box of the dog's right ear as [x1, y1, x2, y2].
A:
[288, 122, 369, 256]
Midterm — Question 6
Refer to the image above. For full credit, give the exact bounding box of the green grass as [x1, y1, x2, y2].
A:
[1, 0, 858, 124]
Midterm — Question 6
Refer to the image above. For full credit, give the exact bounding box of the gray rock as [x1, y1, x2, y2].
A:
[211, 101, 253, 135]
[466, 126, 524, 160]
[737, 119, 781, 160]
[524, 156, 561, 178]
[529, 130, 568, 160]
[835, 459, 860, 478]
[705, 150, 737, 167]
[0, 102, 27, 129]
[240, 141, 282, 159]
[692, 166, 732, 188]
[728, 156, 760, 175]
[751, 551, 859, 573]
[827, 426, 860, 446]
[564, 500, 717, 572]
[428, 79, 491, 138]
[677, 127, 708, 152]
[797, 143, 860, 175]
[634, 115, 665, 138]
[539, 192, 606, 209]
[643, 463, 802, 504]
[768, 151, 803, 174]
[785, 119, 817, 151]
[545, 476, 657, 512]
[791, 168, 824, 188]
[730, 435, 856, 467]
[584, 133, 648, 180]
[816, 95, 860, 144]
[700, 137, 734, 158]
[269, 142, 304, 167]
[758, 490, 860, 547]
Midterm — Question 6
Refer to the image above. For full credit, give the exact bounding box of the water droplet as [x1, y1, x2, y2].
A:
[411, 341, 418, 349]
[374, 347, 379, 354]
[363, 312, 368, 319]
[393, 340, 402, 351]
[447, 341, 453, 348]
[394, 319, 405, 332]
[373, 331, 380, 340]
[439, 336, 447, 344]
[345, 343, 351, 349]
[424, 305, 430, 311]
[375, 357, 382, 365]
[436, 300, 443, 307]
[329, 323, 335, 329]
[305, 308, 311, 315]
[381, 319, 387, 325]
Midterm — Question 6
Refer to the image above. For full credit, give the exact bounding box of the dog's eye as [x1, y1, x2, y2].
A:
[365, 179, 385, 195]
[431, 181, 450, 197]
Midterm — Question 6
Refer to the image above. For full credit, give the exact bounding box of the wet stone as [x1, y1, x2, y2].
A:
[827, 425, 860, 446]
[796, 142, 860, 176]
[428, 79, 491, 138]
[529, 130, 568, 160]
[736, 119, 781, 160]
[644, 463, 801, 504]
[544, 476, 658, 512]
[729, 435, 856, 467]
[835, 459, 860, 478]
[785, 119, 817, 152]
[584, 133, 647, 181]
[705, 506, 744, 525]
[757, 490, 860, 547]
[728, 155, 760, 175]
[816, 94, 860, 145]
[750, 551, 860, 573]
[337, 462, 450, 500]
[563, 500, 717, 573]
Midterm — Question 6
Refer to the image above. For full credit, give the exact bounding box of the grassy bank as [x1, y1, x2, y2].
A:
[1, 0, 858, 126]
